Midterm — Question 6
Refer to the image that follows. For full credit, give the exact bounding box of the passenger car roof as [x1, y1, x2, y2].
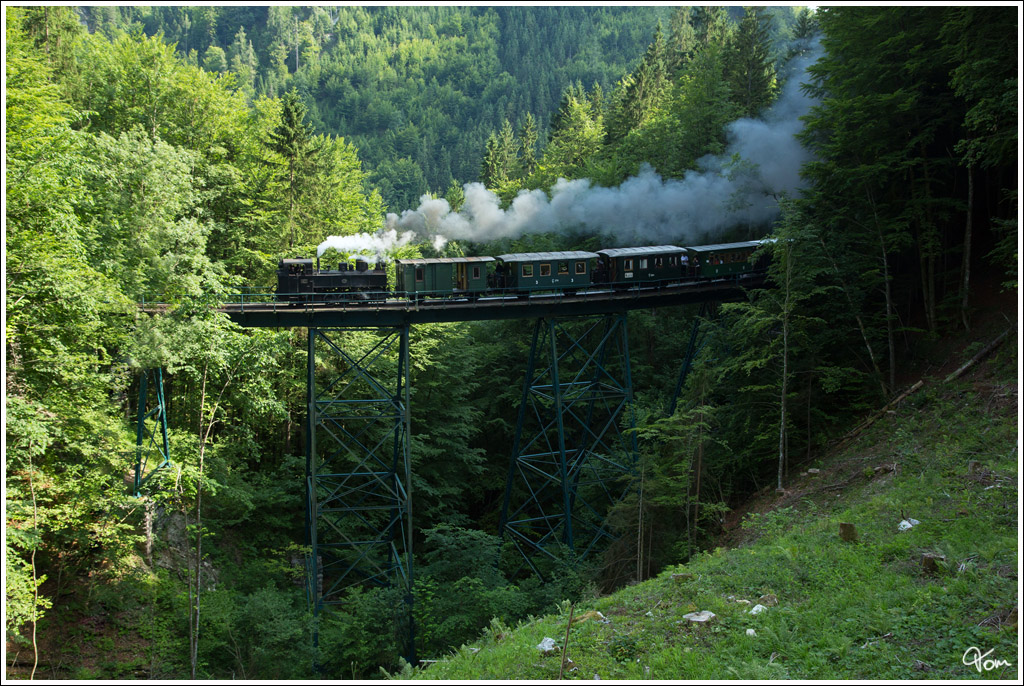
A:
[597, 245, 686, 258]
[496, 251, 599, 262]
[685, 240, 765, 253]
[394, 257, 495, 265]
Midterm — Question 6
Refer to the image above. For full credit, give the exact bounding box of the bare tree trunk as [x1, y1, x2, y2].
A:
[778, 242, 791, 492]
[818, 237, 888, 399]
[867, 190, 898, 394]
[806, 372, 813, 464]
[43, 7, 50, 59]
[144, 500, 154, 569]
[882, 245, 897, 395]
[28, 461, 41, 680]
[961, 165, 974, 331]
[636, 461, 644, 583]
[778, 342, 788, 492]
[186, 349, 246, 678]
[691, 402, 704, 554]
[288, 165, 296, 249]
[189, 364, 209, 680]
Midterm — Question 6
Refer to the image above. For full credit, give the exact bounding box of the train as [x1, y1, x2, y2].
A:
[275, 239, 769, 303]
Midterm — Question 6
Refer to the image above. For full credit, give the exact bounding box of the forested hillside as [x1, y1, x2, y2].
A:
[73, 5, 809, 211]
[75, 5, 669, 209]
[5, 5, 1017, 680]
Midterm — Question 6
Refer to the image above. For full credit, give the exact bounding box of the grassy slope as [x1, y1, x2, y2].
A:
[403, 320, 1019, 681]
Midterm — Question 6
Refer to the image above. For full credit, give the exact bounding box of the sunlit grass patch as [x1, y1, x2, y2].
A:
[409, 357, 1017, 681]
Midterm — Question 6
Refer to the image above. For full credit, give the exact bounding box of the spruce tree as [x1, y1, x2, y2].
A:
[667, 7, 697, 74]
[692, 6, 733, 48]
[267, 89, 316, 248]
[727, 6, 778, 118]
[518, 112, 539, 178]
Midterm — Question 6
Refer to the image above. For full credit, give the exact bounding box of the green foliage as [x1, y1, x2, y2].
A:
[193, 586, 311, 679]
[316, 586, 408, 677]
[7, 5, 1020, 680]
[726, 7, 779, 118]
[416, 350, 1018, 680]
[98, 6, 675, 209]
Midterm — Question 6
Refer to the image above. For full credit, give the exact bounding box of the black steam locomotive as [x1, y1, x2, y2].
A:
[276, 257, 388, 302]
[275, 240, 768, 303]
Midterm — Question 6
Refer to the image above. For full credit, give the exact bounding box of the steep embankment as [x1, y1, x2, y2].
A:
[403, 310, 1019, 680]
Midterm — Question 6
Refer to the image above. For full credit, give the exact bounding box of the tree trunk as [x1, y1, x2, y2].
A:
[961, 165, 973, 331]
[818, 237, 888, 399]
[288, 164, 296, 249]
[867, 190, 898, 395]
[691, 402, 704, 555]
[189, 364, 209, 680]
[778, 243, 791, 492]
[144, 500, 154, 568]
[806, 372, 813, 464]
[636, 461, 644, 583]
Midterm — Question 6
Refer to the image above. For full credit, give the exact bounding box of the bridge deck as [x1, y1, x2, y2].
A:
[201, 275, 766, 328]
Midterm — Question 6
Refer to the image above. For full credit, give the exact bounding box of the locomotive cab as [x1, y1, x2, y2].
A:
[276, 259, 316, 301]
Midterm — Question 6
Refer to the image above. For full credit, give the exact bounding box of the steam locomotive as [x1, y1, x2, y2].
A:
[275, 240, 768, 303]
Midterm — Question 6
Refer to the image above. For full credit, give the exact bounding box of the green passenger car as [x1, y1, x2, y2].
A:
[596, 245, 687, 285]
[395, 256, 494, 297]
[494, 251, 597, 292]
[685, 241, 765, 279]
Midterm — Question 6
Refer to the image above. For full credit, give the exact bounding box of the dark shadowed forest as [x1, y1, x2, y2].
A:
[6, 5, 1017, 679]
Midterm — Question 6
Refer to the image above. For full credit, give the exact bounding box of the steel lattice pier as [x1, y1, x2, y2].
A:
[499, 314, 638, 577]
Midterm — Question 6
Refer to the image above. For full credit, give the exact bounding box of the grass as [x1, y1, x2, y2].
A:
[393, 343, 1018, 680]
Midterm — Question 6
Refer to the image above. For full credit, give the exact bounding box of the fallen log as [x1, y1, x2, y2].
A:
[944, 325, 1015, 383]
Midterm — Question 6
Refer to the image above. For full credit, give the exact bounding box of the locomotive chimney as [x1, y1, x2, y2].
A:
[316, 256, 321, 272]
[355, 258, 368, 272]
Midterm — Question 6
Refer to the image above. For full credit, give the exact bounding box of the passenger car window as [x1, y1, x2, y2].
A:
[540, 263, 551, 277]
[522, 264, 533, 278]
[575, 261, 586, 274]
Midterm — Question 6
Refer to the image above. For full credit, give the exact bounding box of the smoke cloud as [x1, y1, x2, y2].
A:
[316, 228, 415, 261]
[325, 43, 823, 254]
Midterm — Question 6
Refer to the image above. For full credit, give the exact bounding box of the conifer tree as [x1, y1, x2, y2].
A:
[267, 89, 316, 248]
[518, 112, 539, 178]
[793, 7, 818, 41]
[587, 81, 605, 122]
[667, 7, 697, 74]
[692, 6, 733, 48]
[549, 81, 586, 135]
[727, 6, 778, 118]
[228, 26, 258, 96]
[623, 22, 668, 130]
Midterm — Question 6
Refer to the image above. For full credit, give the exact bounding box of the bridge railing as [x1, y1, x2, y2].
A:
[138, 272, 766, 312]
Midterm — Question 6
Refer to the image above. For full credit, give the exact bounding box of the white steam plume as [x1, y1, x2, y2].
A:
[386, 44, 823, 250]
[316, 229, 415, 261]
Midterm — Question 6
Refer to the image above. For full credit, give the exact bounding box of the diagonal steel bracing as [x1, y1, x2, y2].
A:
[499, 314, 637, 576]
[305, 326, 414, 661]
[667, 302, 718, 416]
[134, 368, 172, 497]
